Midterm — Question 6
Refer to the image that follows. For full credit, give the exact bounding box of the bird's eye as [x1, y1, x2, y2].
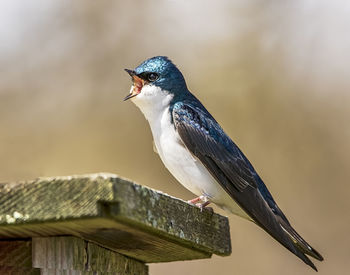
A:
[147, 73, 159, 82]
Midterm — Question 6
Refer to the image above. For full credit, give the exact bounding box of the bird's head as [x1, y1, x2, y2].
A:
[124, 56, 188, 104]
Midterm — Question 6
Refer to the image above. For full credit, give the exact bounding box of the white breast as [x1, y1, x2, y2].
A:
[131, 84, 251, 220]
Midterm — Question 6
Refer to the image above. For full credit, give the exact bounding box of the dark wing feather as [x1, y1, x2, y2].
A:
[173, 103, 257, 192]
[172, 101, 322, 271]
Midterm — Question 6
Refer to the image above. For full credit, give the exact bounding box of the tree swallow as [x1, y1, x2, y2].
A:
[124, 56, 323, 271]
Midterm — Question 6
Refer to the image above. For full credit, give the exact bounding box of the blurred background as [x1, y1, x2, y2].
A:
[0, 0, 349, 274]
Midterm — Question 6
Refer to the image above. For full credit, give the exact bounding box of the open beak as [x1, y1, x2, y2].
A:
[124, 69, 145, 101]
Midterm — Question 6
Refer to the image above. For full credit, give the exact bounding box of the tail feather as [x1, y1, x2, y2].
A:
[258, 220, 320, 271]
[248, 199, 323, 271]
[259, 220, 322, 271]
[263, 199, 324, 269]
[280, 222, 324, 261]
[289, 245, 318, 272]
[250, 210, 322, 271]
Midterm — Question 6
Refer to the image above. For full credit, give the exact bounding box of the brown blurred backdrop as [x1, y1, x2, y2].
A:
[1, 1, 349, 274]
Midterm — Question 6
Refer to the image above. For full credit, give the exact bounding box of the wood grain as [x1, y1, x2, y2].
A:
[32, 236, 147, 275]
[0, 174, 231, 263]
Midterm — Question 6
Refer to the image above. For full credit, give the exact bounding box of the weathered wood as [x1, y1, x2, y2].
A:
[0, 240, 40, 274]
[86, 239, 147, 274]
[32, 237, 86, 270]
[0, 266, 40, 275]
[0, 237, 147, 275]
[39, 269, 92, 274]
[0, 240, 32, 267]
[0, 174, 231, 263]
[32, 236, 147, 275]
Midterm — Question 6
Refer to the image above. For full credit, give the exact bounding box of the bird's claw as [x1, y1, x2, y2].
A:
[187, 197, 202, 205]
[188, 196, 212, 211]
[197, 200, 211, 212]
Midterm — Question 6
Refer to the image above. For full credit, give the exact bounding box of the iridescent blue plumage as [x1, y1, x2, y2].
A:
[135, 56, 284, 207]
[134, 56, 187, 94]
[125, 56, 323, 271]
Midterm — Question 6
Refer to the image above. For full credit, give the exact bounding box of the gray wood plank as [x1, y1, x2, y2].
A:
[0, 174, 231, 262]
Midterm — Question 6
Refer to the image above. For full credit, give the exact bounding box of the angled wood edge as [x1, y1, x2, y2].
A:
[0, 174, 231, 263]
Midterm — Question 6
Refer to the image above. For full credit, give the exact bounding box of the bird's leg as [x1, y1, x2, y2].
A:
[188, 196, 212, 212]
[196, 196, 212, 212]
[199, 200, 211, 209]
[187, 196, 202, 205]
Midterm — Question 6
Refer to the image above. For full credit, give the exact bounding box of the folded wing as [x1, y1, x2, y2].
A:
[172, 101, 322, 271]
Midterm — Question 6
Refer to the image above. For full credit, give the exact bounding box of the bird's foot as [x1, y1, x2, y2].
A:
[188, 196, 212, 212]
[197, 200, 212, 212]
[187, 196, 202, 205]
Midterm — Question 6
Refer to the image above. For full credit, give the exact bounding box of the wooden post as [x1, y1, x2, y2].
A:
[0, 240, 39, 274]
[0, 174, 231, 274]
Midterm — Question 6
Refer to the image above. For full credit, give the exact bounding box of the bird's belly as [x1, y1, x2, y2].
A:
[154, 124, 251, 220]
[158, 135, 215, 197]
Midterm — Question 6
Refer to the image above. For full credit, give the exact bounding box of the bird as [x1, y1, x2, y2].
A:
[123, 56, 323, 271]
